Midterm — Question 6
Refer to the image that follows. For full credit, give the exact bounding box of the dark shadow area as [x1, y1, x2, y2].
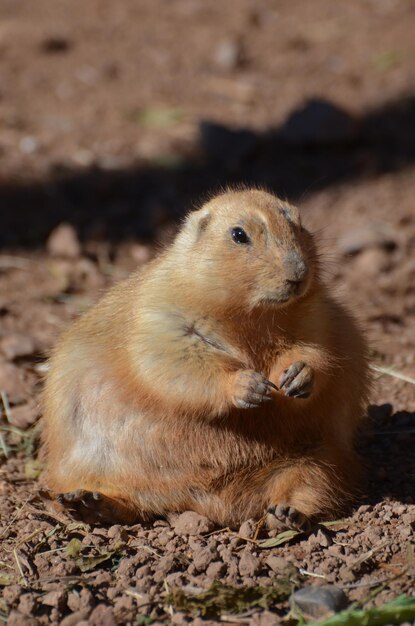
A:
[360, 404, 415, 505]
[1, 94, 415, 248]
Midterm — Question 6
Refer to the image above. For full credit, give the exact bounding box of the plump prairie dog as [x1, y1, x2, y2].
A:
[41, 188, 370, 530]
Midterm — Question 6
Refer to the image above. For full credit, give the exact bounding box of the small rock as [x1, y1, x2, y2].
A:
[153, 555, 176, 583]
[72, 149, 94, 167]
[238, 519, 256, 539]
[135, 564, 152, 581]
[2, 584, 22, 606]
[60, 612, 90, 626]
[18, 593, 36, 616]
[42, 590, 67, 611]
[172, 511, 214, 535]
[71, 258, 104, 291]
[0, 360, 27, 403]
[117, 557, 135, 577]
[47, 223, 81, 259]
[19, 136, 38, 154]
[402, 512, 415, 527]
[129, 244, 152, 264]
[7, 611, 38, 626]
[171, 613, 189, 625]
[238, 550, 260, 577]
[67, 588, 94, 613]
[257, 611, 280, 626]
[338, 224, 397, 256]
[213, 38, 244, 71]
[10, 402, 38, 429]
[107, 524, 128, 542]
[315, 528, 333, 547]
[0, 333, 35, 360]
[206, 560, 227, 578]
[353, 248, 392, 276]
[113, 595, 135, 621]
[88, 604, 116, 626]
[265, 555, 294, 575]
[290, 585, 348, 618]
[193, 546, 216, 571]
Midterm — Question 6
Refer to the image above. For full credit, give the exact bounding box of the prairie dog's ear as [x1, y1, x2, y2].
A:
[279, 204, 301, 227]
[185, 209, 211, 240]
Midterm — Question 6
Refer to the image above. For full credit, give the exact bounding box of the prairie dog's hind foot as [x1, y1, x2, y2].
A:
[279, 361, 314, 398]
[55, 490, 138, 525]
[266, 503, 312, 532]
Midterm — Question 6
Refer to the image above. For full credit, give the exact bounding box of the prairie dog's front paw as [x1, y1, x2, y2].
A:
[231, 369, 277, 409]
[279, 361, 314, 399]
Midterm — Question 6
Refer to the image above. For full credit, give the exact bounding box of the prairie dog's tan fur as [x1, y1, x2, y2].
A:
[41, 189, 370, 528]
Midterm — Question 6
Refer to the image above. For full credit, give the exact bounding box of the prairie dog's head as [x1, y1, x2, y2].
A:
[176, 189, 317, 312]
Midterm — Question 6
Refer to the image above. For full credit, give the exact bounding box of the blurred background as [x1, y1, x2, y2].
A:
[0, 0, 414, 247]
[0, 0, 414, 413]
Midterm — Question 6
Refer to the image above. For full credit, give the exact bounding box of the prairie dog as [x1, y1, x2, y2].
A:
[41, 189, 370, 529]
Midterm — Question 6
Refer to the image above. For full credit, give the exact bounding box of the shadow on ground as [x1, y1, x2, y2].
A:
[361, 404, 415, 505]
[1, 94, 415, 249]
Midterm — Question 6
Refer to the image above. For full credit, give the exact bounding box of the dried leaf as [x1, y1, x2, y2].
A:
[65, 538, 83, 558]
[24, 458, 43, 480]
[257, 529, 303, 548]
[68, 540, 126, 573]
[136, 106, 184, 129]
[0, 573, 12, 586]
[65, 521, 90, 534]
[168, 579, 292, 617]
[321, 520, 350, 528]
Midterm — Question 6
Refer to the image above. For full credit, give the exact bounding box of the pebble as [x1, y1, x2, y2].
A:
[238, 550, 261, 577]
[265, 555, 294, 575]
[41, 590, 67, 611]
[290, 585, 348, 618]
[9, 402, 38, 429]
[0, 333, 35, 360]
[353, 248, 392, 276]
[18, 593, 37, 616]
[213, 38, 244, 71]
[129, 244, 152, 265]
[60, 612, 90, 626]
[338, 224, 397, 256]
[0, 360, 27, 403]
[206, 560, 226, 578]
[2, 584, 22, 606]
[47, 223, 81, 259]
[107, 524, 128, 541]
[192, 546, 216, 571]
[7, 611, 38, 626]
[88, 604, 117, 626]
[19, 136, 38, 154]
[238, 518, 256, 539]
[172, 511, 214, 535]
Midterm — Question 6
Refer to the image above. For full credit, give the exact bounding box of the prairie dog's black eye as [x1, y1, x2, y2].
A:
[231, 227, 250, 244]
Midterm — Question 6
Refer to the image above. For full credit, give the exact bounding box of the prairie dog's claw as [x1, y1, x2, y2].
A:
[266, 503, 311, 532]
[279, 361, 314, 399]
[232, 369, 277, 409]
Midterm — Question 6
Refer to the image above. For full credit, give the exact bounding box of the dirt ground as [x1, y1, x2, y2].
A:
[0, 1, 415, 624]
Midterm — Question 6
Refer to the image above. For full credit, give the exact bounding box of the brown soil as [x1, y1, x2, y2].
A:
[0, 1, 414, 624]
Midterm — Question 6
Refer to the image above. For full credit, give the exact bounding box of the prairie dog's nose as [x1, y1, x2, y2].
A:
[283, 251, 308, 283]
